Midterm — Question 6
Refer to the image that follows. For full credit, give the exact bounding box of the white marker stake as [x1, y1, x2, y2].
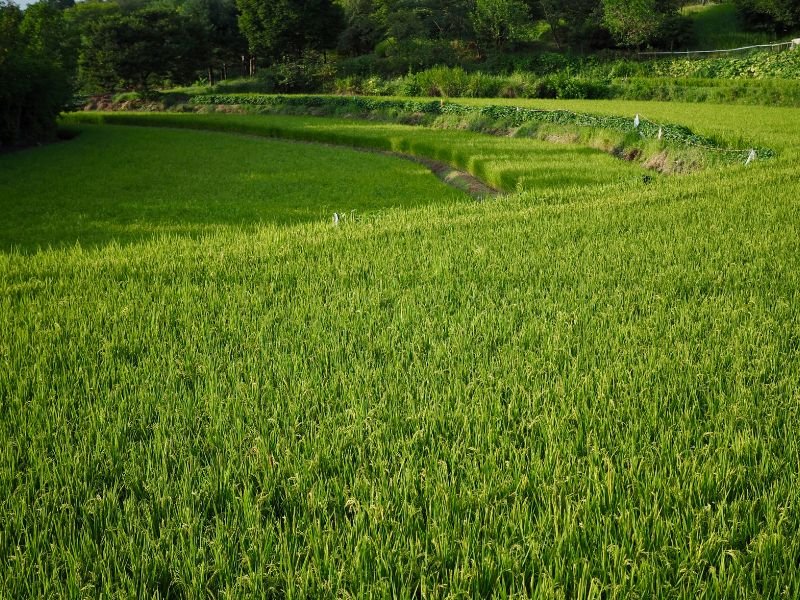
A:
[333, 212, 340, 225]
[634, 114, 640, 129]
[745, 149, 756, 166]
[658, 127, 663, 140]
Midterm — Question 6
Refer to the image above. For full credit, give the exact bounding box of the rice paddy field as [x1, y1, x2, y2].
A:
[2, 98, 800, 598]
[0, 125, 466, 252]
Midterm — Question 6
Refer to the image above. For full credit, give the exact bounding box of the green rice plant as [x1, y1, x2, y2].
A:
[3, 101, 800, 597]
[0, 124, 465, 252]
[612, 76, 800, 107]
[65, 111, 648, 193]
[455, 95, 799, 158]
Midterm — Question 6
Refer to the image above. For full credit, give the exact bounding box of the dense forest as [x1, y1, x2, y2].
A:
[1, 0, 799, 145]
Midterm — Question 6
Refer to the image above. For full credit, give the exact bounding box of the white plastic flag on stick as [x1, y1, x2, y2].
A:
[633, 114, 640, 128]
[745, 149, 756, 166]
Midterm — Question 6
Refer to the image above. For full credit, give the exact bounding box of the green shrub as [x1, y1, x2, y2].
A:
[553, 76, 611, 100]
[466, 72, 505, 97]
[337, 54, 385, 77]
[331, 76, 360, 95]
[266, 51, 336, 94]
[525, 75, 557, 98]
[111, 91, 140, 103]
[397, 75, 423, 97]
[214, 77, 276, 94]
[412, 66, 471, 97]
[494, 72, 531, 98]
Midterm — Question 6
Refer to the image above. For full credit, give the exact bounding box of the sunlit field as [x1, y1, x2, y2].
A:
[0, 124, 466, 252]
[2, 102, 799, 598]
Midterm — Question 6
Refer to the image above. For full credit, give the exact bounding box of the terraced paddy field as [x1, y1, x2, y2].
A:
[2, 101, 800, 598]
[0, 125, 467, 252]
[456, 98, 800, 152]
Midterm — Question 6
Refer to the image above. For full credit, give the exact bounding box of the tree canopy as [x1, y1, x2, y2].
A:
[0, 1, 72, 145]
[236, 0, 344, 60]
[79, 7, 209, 93]
[733, 0, 800, 33]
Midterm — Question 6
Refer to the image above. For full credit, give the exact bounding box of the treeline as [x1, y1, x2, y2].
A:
[1, 0, 797, 145]
[238, 0, 799, 68]
[1, 0, 245, 144]
[240, 0, 695, 68]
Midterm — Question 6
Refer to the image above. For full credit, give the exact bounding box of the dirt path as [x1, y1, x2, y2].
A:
[251, 134, 502, 199]
[385, 153, 501, 199]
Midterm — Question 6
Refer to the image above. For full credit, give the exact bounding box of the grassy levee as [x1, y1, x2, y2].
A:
[180, 95, 777, 159]
[114, 94, 778, 166]
[2, 105, 800, 597]
[65, 111, 649, 194]
[456, 97, 799, 156]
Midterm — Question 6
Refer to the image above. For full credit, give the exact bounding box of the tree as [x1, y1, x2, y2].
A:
[336, 0, 382, 55]
[371, 0, 474, 42]
[602, 0, 681, 48]
[177, 0, 248, 67]
[419, 0, 475, 40]
[538, 0, 602, 50]
[235, 0, 344, 61]
[79, 8, 209, 94]
[0, 1, 73, 145]
[602, 0, 660, 48]
[376, 0, 430, 40]
[21, 0, 77, 73]
[471, 0, 530, 50]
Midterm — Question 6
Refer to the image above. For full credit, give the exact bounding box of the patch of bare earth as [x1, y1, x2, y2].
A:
[643, 151, 670, 172]
[544, 132, 580, 144]
[403, 155, 500, 199]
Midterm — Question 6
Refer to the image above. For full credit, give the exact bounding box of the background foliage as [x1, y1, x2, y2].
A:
[0, 1, 72, 145]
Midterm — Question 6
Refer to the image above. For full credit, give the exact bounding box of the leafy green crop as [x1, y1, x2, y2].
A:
[647, 50, 800, 80]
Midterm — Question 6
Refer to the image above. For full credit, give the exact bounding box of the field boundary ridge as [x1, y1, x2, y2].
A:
[187, 94, 775, 162]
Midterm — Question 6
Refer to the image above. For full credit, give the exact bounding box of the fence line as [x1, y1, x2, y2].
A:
[638, 39, 798, 58]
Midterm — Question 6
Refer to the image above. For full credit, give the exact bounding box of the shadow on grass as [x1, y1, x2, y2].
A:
[0, 125, 466, 254]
